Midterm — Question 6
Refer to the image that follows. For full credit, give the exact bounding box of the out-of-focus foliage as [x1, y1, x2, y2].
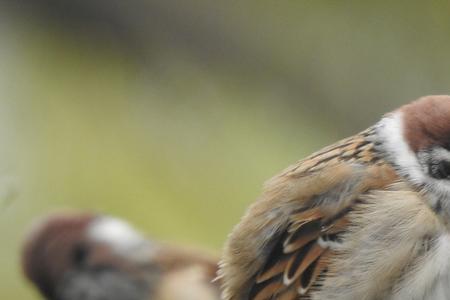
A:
[0, 1, 449, 298]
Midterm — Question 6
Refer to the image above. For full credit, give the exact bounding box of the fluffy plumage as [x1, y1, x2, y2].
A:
[219, 95, 450, 300]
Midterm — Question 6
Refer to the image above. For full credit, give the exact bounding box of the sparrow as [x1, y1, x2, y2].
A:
[219, 95, 450, 300]
[21, 211, 220, 300]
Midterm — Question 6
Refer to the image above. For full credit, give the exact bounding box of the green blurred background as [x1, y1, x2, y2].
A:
[1, 1, 450, 298]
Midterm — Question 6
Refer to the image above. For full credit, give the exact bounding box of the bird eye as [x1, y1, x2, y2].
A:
[72, 244, 89, 266]
[429, 160, 450, 179]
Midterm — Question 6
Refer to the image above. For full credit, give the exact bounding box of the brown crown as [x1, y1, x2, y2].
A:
[400, 95, 450, 152]
[21, 212, 95, 298]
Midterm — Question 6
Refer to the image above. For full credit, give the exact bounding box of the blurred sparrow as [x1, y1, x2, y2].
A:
[22, 212, 220, 300]
[219, 95, 450, 299]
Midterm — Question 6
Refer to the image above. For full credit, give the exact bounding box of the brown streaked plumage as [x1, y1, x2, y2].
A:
[219, 95, 450, 300]
[22, 211, 220, 300]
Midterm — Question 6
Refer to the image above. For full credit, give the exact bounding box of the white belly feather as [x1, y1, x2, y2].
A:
[391, 235, 450, 300]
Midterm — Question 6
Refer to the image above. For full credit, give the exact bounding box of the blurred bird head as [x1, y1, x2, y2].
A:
[21, 211, 220, 300]
[21, 212, 159, 300]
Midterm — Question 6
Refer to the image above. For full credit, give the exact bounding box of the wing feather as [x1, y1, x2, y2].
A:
[284, 241, 326, 285]
[249, 207, 347, 300]
[219, 128, 398, 300]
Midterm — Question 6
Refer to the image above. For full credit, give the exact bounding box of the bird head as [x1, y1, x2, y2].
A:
[376, 95, 450, 214]
[21, 212, 158, 300]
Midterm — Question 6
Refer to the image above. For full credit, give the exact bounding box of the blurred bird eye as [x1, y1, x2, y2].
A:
[72, 244, 89, 266]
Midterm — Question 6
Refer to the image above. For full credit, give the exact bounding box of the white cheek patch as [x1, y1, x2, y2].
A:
[377, 112, 450, 211]
[87, 216, 155, 262]
[377, 112, 424, 184]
